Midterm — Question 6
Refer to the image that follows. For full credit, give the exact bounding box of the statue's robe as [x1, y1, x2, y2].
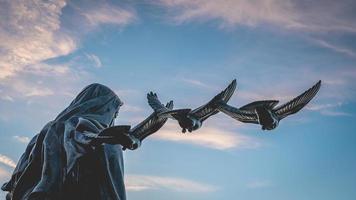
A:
[2, 84, 127, 200]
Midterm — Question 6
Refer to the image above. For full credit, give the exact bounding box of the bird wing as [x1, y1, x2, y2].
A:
[240, 100, 279, 110]
[159, 109, 192, 120]
[218, 102, 259, 124]
[190, 79, 237, 121]
[273, 80, 321, 120]
[130, 101, 173, 141]
[147, 92, 172, 113]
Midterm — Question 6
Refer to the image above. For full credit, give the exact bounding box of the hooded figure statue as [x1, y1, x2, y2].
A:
[2, 83, 172, 200]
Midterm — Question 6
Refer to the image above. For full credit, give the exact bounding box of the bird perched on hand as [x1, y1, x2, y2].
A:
[129, 96, 173, 144]
[148, 79, 237, 133]
[217, 80, 321, 130]
[93, 98, 173, 150]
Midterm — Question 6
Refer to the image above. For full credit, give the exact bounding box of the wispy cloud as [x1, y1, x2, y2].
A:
[13, 136, 30, 144]
[0, 0, 136, 100]
[0, 154, 16, 168]
[2, 77, 54, 98]
[125, 174, 218, 192]
[246, 180, 273, 189]
[0, 95, 14, 102]
[312, 39, 356, 58]
[79, 3, 136, 28]
[157, 0, 356, 32]
[320, 110, 352, 117]
[0, 0, 74, 79]
[306, 102, 343, 111]
[85, 53, 102, 68]
[307, 102, 352, 117]
[152, 122, 260, 150]
[157, 0, 298, 28]
[181, 78, 218, 90]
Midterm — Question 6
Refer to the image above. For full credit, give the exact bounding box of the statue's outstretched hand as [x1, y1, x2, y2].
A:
[93, 125, 141, 150]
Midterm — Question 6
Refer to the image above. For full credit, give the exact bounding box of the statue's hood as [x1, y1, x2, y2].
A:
[54, 83, 123, 127]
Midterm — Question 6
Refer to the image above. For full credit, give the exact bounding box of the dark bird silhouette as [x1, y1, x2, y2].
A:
[218, 80, 321, 130]
[148, 79, 237, 133]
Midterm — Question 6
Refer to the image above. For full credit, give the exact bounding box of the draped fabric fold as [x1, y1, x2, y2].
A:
[2, 83, 127, 200]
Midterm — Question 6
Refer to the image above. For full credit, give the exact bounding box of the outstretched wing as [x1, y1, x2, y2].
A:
[274, 80, 321, 120]
[147, 92, 172, 113]
[159, 108, 191, 120]
[190, 79, 237, 121]
[240, 100, 279, 110]
[130, 101, 173, 141]
[218, 102, 259, 124]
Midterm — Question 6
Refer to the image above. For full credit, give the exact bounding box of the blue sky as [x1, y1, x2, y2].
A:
[0, 0, 356, 199]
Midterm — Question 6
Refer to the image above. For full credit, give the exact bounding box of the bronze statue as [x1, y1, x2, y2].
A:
[2, 79, 321, 200]
[1, 83, 173, 200]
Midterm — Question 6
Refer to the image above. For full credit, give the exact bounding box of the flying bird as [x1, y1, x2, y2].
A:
[218, 80, 321, 130]
[148, 79, 237, 133]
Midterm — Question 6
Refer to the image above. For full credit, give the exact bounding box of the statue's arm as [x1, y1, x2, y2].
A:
[67, 117, 134, 149]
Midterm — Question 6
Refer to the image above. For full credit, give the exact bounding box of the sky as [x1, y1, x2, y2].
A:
[0, 0, 356, 199]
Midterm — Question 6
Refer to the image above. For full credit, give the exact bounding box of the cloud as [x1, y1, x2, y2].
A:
[0, 0, 78, 99]
[0, 0, 74, 79]
[152, 122, 260, 150]
[306, 102, 343, 111]
[13, 136, 30, 144]
[0, 95, 13, 102]
[0, 154, 16, 168]
[125, 174, 218, 192]
[157, 0, 356, 32]
[79, 3, 136, 28]
[181, 78, 218, 90]
[1, 76, 55, 97]
[305, 102, 351, 116]
[158, 0, 297, 27]
[246, 180, 272, 189]
[312, 39, 356, 58]
[85, 53, 102, 68]
[0, 0, 136, 100]
[319, 110, 352, 117]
